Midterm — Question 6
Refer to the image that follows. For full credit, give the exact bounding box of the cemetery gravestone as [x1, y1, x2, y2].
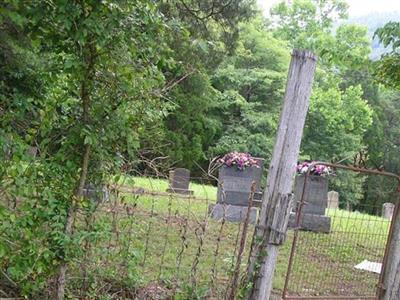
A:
[209, 158, 264, 224]
[295, 175, 328, 214]
[208, 204, 258, 224]
[166, 168, 193, 195]
[289, 175, 331, 233]
[382, 203, 395, 220]
[327, 190, 339, 209]
[217, 158, 264, 206]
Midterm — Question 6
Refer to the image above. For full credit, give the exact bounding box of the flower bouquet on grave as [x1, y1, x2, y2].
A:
[219, 151, 260, 171]
[296, 160, 331, 177]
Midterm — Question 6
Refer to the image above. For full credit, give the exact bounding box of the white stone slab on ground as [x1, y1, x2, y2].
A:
[354, 260, 382, 274]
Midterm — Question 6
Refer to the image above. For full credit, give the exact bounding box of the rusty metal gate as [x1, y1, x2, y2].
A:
[283, 162, 400, 299]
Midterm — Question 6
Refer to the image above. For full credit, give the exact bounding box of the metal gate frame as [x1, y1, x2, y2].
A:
[283, 162, 400, 300]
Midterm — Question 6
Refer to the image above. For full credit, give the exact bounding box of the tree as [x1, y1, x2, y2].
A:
[209, 17, 290, 162]
[0, 0, 258, 296]
[302, 84, 372, 161]
[330, 24, 371, 69]
[374, 21, 400, 89]
[1, 1, 169, 297]
[270, 0, 370, 70]
[162, 73, 220, 169]
[270, 0, 348, 49]
[145, 0, 257, 171]
[362, 89, 400, 212]
[300, 80, 372, 206]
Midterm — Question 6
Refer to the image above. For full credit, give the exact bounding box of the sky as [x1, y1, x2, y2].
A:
[257, 0, 400, 17]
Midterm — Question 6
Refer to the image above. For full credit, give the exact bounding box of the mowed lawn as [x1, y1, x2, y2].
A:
[87, 176, 391, 298]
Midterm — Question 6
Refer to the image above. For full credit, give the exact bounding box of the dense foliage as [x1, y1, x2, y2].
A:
[1, 0, 399, 298]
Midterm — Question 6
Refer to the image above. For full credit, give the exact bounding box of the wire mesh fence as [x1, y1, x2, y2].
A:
[283, 169, 398, 300]
[283, 206, 391, 299]
[67, 175, 257, 299]
[2, 165, 399, 299]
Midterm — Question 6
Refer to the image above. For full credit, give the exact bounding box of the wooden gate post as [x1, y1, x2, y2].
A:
[379, 200, 400, 300]
[247, 50, 317, 300]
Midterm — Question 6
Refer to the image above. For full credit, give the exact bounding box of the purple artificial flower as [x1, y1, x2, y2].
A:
[220, 151, 259, 171]
[296, 160, 331, 177]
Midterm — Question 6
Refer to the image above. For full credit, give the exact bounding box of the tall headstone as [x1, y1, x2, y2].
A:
[166, 168, 193, 195]
[289, 175, 331, 233]
[382, 203, 395, 220]
[217, 158, 264, 206]
[327, 191, 339, 209]
[209, 158, 264, 224]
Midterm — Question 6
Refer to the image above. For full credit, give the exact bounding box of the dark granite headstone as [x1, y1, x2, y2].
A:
[294, 175, 328, 215]
[166, 168, 193, 195]
[292, 175, 331, 233]
[217, 158, 264, 207]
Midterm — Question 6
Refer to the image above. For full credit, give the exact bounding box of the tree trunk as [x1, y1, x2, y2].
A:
[247, 50, 317, 300]
[56, 44, 94, 298]
[56, 144, 91, 300]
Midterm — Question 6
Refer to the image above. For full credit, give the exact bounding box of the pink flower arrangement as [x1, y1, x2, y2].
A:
[296, 160, 331, 176]
[219, 151, 259, 170]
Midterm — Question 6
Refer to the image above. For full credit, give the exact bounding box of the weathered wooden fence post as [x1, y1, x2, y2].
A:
[379, 200, 400, 300]
[247, 50, 317, 300]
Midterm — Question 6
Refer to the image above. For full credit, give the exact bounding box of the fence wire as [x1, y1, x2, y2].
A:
[2, 166, 399, 299]
[68, 175, 256, 299]
[283, 170, 398, 300]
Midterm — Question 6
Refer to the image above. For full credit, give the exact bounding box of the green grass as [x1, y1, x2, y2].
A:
[273, 208, 390, 297]
[74, 175, 391, 298]
[117, 175, 218, 201]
